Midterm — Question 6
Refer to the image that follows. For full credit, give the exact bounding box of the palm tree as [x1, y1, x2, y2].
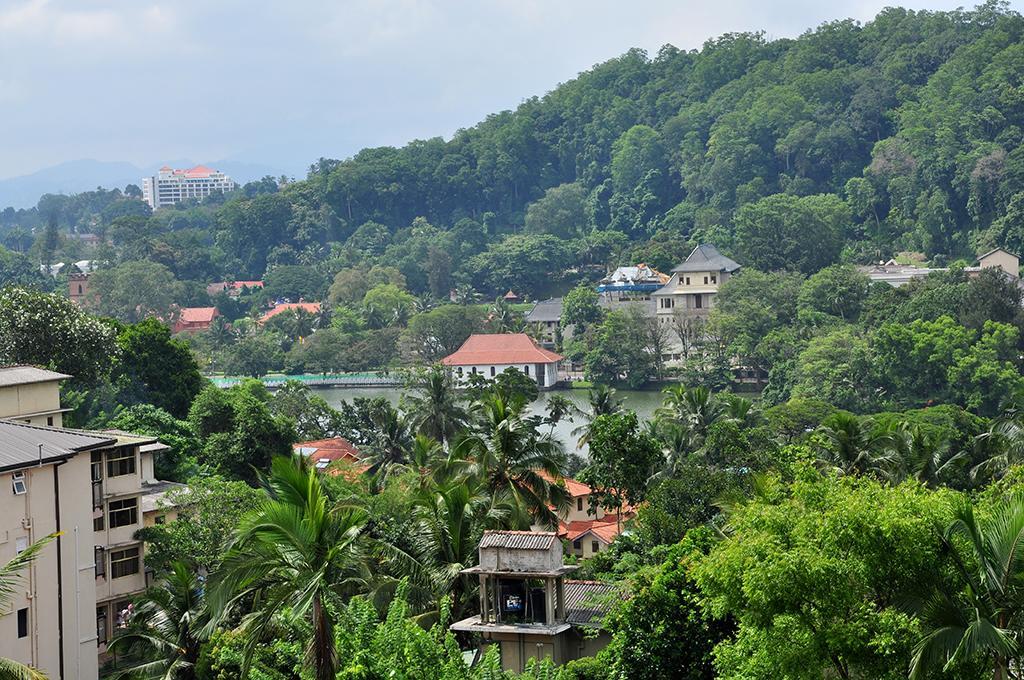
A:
[910, 495, 1024, 679]
[0, 534, 56, 680]
[458, 393, 570, 528]
[209, 456, 371, 680]
[363, 402, 414, 482]
[571, 384, 623, 449]
[973, 390, 1024, 482]
[649, 421, 697, 484]
[814, 412, 900, 479]
[108, 562, 208, 679]
[485, 296, 521, 333]
[655, 385, 725, 445]
[719, 393, 763, 428]
[403, 366, 468, 447]
[391, 434, 457, 492]
[895, 425, 966, 489]
[409, 477, 512, 621]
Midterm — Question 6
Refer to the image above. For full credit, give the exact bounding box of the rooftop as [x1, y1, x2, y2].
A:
[140, 480, 188, 514]
[525, 298, 563, 323]
[178, 307, 218, 324]
[260, 301, 321, 323]
[479, 530, 559, 551]
[0, 420, 114, 472]
[562, 517, 625, 545]
[0, 366, 72, 387]
[672, 244, 741, 274]
[441, 334, 562, 366]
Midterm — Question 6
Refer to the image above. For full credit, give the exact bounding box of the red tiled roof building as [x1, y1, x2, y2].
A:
[441, 333, 562, 389]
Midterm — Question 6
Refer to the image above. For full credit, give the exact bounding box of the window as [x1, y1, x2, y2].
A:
[456, 367, 463, 376]
[46, 416, 53, 426]
[695, 295, 703, 309]
[154, 515, 166, 525]
[572, 539, 581, 550]
[95, 547, 106, 578]
[94, 513, 105, 531]
[77, 284, 83, 295]
[96, 607, 108, 645]
[110, 547, 140, 579]
[11, 472, 26, 495]
[17, 608, 27, 638]
[108, 498, 138, 528]
[15, 537, 28, 554]
[711, 275, 717, 284]
[591, 541, 600, 553]
[106, 448, 136, 477]
[523, 365, 530, 376]
[91, 452, 103, 482]
[704, 276, 708, 284]
[685, 277, 690, 285]
[490, 366, 495, 377]
[576, 497, 583, 512]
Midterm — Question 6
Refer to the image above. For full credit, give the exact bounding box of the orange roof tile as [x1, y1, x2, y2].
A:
[562, 516, 627, 544]
[178, 307, 218, 323]
[441, 333, 562, 366]
[260, 301, 321, 323]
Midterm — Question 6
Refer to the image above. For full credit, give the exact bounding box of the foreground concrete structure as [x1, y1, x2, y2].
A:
[451, 531, 616, 672]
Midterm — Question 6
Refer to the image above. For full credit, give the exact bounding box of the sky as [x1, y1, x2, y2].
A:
[0, 0, 1016, 180]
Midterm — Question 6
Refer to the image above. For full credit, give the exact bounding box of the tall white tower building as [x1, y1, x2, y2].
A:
[141, 165, 237, 209]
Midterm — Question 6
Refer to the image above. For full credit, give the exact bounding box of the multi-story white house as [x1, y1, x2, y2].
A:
[142, 165, 237, 209]
[652, 244, 741, 322]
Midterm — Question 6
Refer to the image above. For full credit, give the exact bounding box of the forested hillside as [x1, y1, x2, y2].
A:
[4, 3, 1024, 297]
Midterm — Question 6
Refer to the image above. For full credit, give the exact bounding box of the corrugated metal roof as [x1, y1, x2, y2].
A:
[479, 530, 558, 551]
[0, 366, 72, 387]
[0, 420, 114, 471]
[564, 580, 620, 626]
[672, 244, 741, 273]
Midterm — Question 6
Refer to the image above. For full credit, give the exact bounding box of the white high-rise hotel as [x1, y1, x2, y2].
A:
[141, 165, 237, 209]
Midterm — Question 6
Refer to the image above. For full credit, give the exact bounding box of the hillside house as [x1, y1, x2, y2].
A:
[441, 334, 562, 389]
[293, 437, 367, 477]
[173, 306, 219, 333]
[596, 263, 668, 309]
[524, 298, 564, 349]
[259, 301, 321, 325]
[206, 280, 264, 298]
[652, 244, 740, 324]
[537, 472, 634, 559]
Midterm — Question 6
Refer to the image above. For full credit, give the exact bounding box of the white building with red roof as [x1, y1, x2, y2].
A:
[536, 471, 635, 559]
[441, 333, 562, 388]
[142, 165, 237, 209]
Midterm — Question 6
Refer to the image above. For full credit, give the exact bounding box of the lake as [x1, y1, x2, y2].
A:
[310, 385, 666, 454]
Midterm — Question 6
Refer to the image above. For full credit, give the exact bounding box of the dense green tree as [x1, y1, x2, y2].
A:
[580, 412, 661, 525]
[362, 283, 416, 328]
[797, 264, 871, 321]
[0, 287, 118, 385]
[116, 317, 205, 418]
[694, 473, 961, 680]
[733, 194, 849, 274]
[404, 305, 484, 362]
[524, 182, 590, 238]
[89, 260, 184, 323]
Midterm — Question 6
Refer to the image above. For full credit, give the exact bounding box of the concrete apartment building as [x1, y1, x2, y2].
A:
[0, 366, 179, 677]
[142, 165, 237, 210]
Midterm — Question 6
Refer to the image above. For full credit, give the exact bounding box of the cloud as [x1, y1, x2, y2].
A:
[0, 0, 1018, 181]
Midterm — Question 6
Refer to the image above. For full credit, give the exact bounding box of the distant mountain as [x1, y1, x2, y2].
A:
[0, 158, 288, 210]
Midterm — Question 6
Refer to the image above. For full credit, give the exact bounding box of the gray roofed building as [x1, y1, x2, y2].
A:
[479, 530, 559, 551]
[672, 243, 742, 273]
[0, 420, 114, 471]
[0, 365, 73, 387]
[525, 298, 563, 324]
[563, 580, 621, 627]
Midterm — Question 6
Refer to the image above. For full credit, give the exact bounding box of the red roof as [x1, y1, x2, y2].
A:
[562, 516, 626, 545]
[538, 470, 592, 498]
[183, 165, 215, 178]
[260, 301, 321, 323]
[294, 437, 361, 464]
[178, 307, 218, 324]
[229, 280, 263, 290]
[441, 333, 562, 366]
